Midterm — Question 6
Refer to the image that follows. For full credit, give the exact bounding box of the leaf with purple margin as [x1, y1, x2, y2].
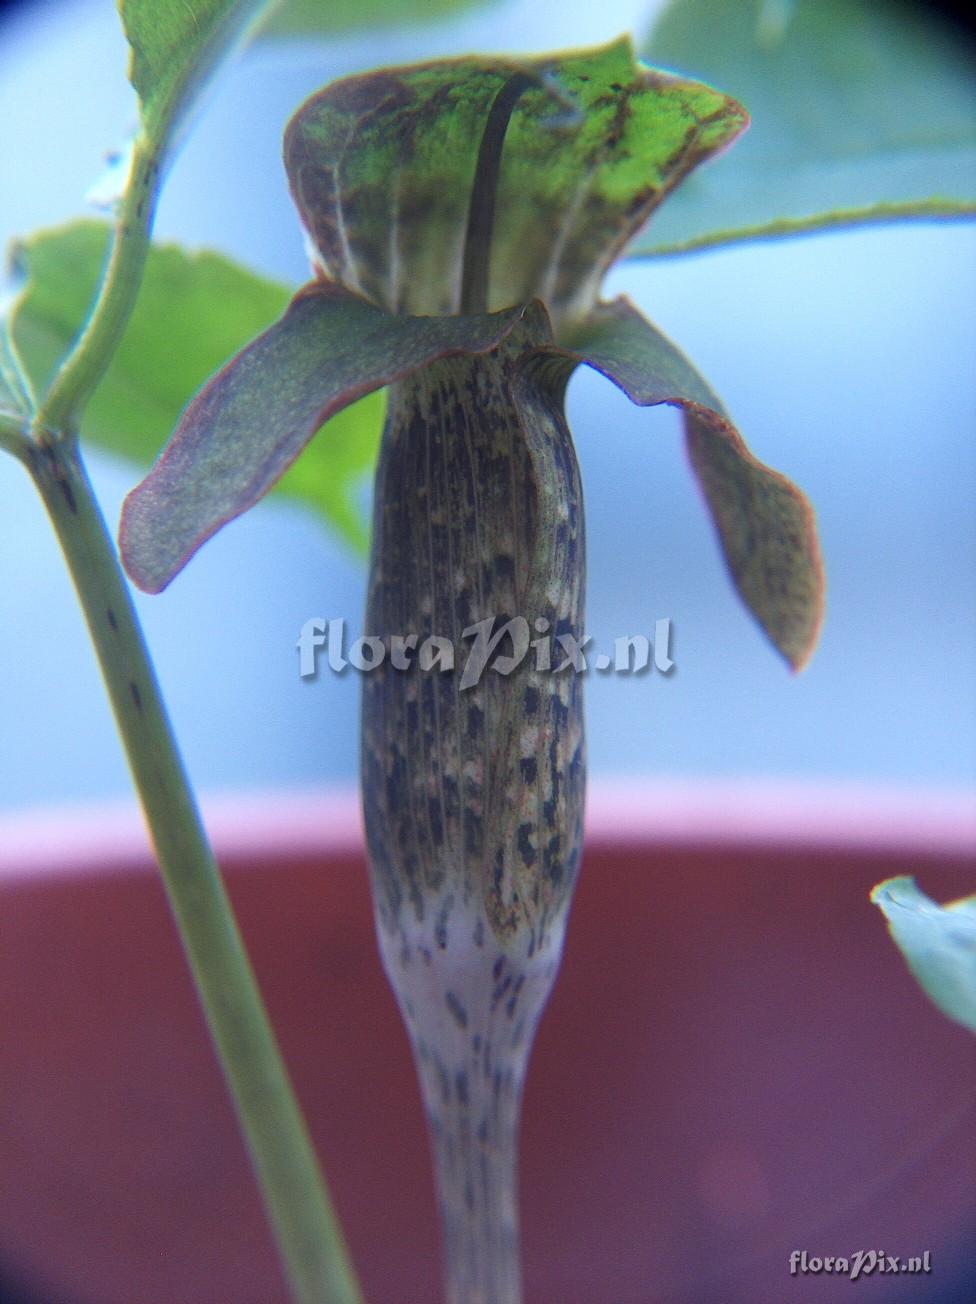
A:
[560, 296, 824, 668]
[10, 222, 383, 553]
[119, 282, 525, 592]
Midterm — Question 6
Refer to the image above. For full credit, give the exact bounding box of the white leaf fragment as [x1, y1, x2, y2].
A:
[871, 875, 976, 1034]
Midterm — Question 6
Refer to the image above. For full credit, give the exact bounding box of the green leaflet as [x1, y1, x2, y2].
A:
[122, 0, 268, 167]
[10, 222, 383, 553]
[119, 283, 526, 592]
[560, 297, 823, 669]
[10, 223, 287, 452]
[0, 317, 32, 425]
[283, 37, 746, 326]
[871, 876, 976, 1035]
[260, 0, 494, 39]
[633, 0, 976, 257]
[0, 255, 34, 425]
[17, 4, 270, 441]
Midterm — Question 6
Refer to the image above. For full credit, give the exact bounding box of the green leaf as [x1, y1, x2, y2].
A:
[561, 296, 823, 668]
[122, 0, 268, 164]
[283, 37, 746, 328]
[634, 0, 976, 257]
[273, 396, 381, 554]
[1, 253, 35, 425]
[871, 876, 976, 1035]
[30, 3, 273, 438]
[0, 331, 32, 426]
[119, 282, 528, 592]
[260, 0, 492, 40]
[10, 220, 382, 551]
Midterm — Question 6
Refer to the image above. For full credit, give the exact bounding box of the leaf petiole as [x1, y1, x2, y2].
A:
[32, 138, 158, 440]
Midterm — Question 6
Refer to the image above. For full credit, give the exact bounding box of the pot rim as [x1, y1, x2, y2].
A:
[1, 778, 974, 882]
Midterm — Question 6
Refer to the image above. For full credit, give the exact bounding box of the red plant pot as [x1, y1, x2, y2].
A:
[1, 783, 974, 1303]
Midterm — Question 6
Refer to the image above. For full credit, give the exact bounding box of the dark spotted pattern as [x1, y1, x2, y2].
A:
[362, 307, 585, 949]
[360, 306, 585, 1302]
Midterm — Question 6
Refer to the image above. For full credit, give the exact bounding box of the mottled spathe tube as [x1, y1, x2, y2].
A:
[361, 313, 584, 1303]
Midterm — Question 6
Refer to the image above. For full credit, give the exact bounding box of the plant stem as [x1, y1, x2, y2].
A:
[33, 139, 158, 439]
[27, 436, 364, 1304]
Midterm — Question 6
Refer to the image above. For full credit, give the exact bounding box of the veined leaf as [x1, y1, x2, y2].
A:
[27, 4, 270, 437]
[633, 0, 976, 257]
[122, 0, 268, 166]
[0, 328, 32, 425]
[10, 221, 382, 551]
[260, 0, 494, 40]
[1, 261, 34, 425]
[871, 876, 976, 1035]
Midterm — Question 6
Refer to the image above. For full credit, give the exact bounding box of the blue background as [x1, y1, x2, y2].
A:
[1, 0, 974, 811]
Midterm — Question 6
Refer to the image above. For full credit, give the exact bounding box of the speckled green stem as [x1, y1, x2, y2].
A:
[4, 101, 364, 1297]
[25, 437, 362, 1304]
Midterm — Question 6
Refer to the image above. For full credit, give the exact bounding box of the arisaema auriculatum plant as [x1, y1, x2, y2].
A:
[119, 38, 824, 1304]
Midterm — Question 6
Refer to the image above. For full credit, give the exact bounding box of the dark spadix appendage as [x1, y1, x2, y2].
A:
[361, 308, 584, 1304]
